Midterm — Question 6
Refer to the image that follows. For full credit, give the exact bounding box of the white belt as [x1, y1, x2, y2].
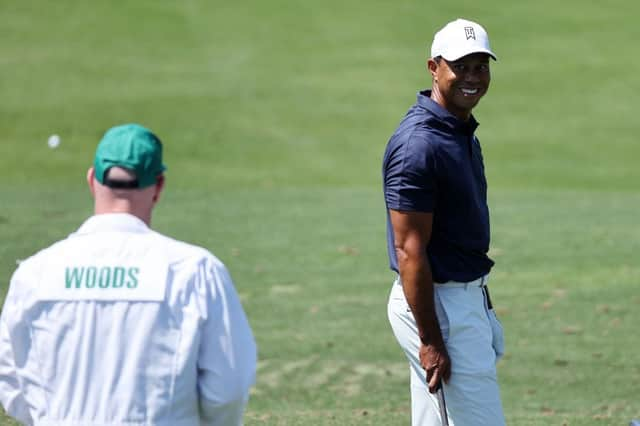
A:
[434, 273, 489, 288]
[396, 274, 489, 288]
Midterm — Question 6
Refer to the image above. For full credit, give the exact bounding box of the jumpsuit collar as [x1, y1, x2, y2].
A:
[73, 213, 151, 236]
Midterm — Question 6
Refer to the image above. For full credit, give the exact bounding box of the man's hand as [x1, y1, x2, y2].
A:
[419, 342, 451, 393]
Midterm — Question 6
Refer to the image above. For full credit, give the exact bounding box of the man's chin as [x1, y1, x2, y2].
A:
[457, 96, 482, 111]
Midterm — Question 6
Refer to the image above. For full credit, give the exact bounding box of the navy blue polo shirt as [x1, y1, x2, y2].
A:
[383, 90, 494, 283]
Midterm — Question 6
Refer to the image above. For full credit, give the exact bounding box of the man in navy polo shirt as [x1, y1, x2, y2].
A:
[383, 19, 506, 425]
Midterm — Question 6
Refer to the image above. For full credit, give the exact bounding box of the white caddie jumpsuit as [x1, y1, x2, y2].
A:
[0, 213, 257, 426]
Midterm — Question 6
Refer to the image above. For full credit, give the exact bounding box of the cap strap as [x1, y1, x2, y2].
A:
[103, 178, 139, 189]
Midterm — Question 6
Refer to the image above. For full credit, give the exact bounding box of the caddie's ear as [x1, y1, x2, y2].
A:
[87, 167, 96, 195]
[152, 175, 165, 204]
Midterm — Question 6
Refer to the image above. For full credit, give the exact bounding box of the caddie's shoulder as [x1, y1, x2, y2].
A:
[148, 230, 226, 269]
[15, 237, 68, 270]
[9, 237, 70, 289]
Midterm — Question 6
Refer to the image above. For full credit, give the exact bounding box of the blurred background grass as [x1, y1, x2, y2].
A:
[1, 0, 639, 424]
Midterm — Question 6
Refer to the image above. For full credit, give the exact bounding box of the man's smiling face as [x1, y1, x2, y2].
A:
[428, 52, 491, 121]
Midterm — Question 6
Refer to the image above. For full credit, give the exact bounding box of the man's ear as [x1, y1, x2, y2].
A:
[427, 58, 439, 78]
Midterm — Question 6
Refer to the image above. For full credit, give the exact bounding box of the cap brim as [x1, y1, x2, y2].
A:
[441, 48, 497, 61]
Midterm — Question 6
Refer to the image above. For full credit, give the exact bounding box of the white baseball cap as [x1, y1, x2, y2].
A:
[430, 18, 497, 61]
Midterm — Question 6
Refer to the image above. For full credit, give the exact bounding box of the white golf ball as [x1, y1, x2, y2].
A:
[47, 134, 61, 149]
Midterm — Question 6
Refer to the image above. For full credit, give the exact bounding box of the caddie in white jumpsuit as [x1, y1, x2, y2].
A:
[0, 123, 257, 426]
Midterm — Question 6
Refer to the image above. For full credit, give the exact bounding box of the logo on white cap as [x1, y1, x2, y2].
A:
[465, 27, 476, 40]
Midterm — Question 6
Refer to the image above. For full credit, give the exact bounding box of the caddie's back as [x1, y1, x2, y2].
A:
[0, 124, 257, 426]
[4, 218, 255, 425]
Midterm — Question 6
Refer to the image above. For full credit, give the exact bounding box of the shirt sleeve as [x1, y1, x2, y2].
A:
[0, 269, 34, 426]
[197, 259, 257, 426]
[384, 132, 437, 212]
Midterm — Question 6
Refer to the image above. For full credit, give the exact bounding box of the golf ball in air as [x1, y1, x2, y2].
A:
[48, 134, 61, 148]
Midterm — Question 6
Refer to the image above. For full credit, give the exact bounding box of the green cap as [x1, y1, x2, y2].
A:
[94, 124, 166, 189]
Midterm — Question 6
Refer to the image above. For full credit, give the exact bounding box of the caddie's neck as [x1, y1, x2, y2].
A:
[87, 167, 164, 226]
[93, 198, 154, 226]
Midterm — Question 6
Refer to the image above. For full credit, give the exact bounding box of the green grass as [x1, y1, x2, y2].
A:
[2, 0, 640, 425]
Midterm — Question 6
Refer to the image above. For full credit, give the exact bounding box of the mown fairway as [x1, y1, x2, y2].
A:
[1, 1, 638, 425]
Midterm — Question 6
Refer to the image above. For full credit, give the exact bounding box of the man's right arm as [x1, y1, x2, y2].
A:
[389, 209, 451, 393]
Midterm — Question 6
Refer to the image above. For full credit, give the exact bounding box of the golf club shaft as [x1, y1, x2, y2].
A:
[436, 382, 449, 426]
